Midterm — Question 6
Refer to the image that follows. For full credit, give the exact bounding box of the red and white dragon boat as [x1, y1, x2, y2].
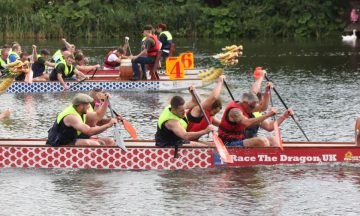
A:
[0, 139, 358, 170]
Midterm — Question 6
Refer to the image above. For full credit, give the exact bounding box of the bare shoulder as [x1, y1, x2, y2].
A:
[164, 119, 181, 130]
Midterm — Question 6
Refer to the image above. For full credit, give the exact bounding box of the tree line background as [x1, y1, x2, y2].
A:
[0, 0, 348, 39]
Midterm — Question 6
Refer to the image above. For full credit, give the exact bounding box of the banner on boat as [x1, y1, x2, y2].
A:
[214, 148, 360, 166]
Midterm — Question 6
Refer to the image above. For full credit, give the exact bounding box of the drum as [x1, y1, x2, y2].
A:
[119, 59, 134, 80]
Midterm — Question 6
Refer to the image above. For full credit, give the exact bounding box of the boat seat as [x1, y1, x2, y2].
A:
[146, 50, 162, 80]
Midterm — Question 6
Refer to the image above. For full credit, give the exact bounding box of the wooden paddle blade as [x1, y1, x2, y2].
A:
[212, 132, 233, 163]
[273, 121, 283, 151]
[114, 123, 128, 152]
[122, 119, 138, 140]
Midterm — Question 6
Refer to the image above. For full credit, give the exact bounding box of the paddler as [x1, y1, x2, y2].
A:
[7, 43, 21, 64]
[14, 51, 31, 81]
[47, 93, 118, 146]
[0, 108, 11, 120]
[87, 88, 123, 127]
[130, 25, 161, 80]
[103, 46, 127, 70]
[244, 68, 294, 143]
[51, 38, 76, 63]
[75, 53, 100, 73]
[155, 95, 214, 147]
[31, 45, 55, 81]
[218, 91, 278, 147]
[186, 75, 225, 135]
[0, 48, 9, 72]
[49, 54, 87, 90]
[155, 23, 173, 59]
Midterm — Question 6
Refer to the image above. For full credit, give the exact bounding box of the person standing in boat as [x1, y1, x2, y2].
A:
[47, 93, 118, 146]
[186, 76, 225, 135]
[49, 54, 87, 90]
[155, 95, 214, 147]
[156, 23, 173, 59]
[130, 25, 161, 80]
[31, 45, 55, 81]
[103, 46, 127, 70]
[218, 91, 278, 147]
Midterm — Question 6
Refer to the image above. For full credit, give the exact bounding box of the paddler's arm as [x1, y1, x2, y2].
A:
[184, 85, 198, 110]
[202, 75, 225, 110]
[165, 120, 214, 141]
[74, 68, 87, 80]
[32, 45, 38, 63]
[75, 64, 100, 72]
[250, 69, 266, 94]
[229, 107, 277, 128]
[64, 114, 117, 136]
[253, 82, 272, 112]
[55, 64, 69, 90]
[261, 108, 293, 131]
[62, 38, 72, 50]
[45, 61, 55, 67]
[212, 117, 221, 127]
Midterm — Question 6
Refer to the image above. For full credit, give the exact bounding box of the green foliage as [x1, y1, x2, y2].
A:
[0, 0, 347, 39]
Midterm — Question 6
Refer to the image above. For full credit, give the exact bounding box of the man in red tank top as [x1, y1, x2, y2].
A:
[129, 25, 161, 80]
[218, 91, 278, 147]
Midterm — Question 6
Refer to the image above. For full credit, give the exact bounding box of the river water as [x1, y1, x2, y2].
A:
[0, 37, 360, 215]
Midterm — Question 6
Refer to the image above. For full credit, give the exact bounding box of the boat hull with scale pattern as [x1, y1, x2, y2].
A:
[0, 139, 358, 170]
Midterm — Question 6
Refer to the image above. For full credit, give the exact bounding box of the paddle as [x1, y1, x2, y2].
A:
[223, 80, 235, 101]
[108, 99, 128, 152]
[264, 74, 310, 141]
[190, 89, 233, 163]
[112, 109, 138, 140]
[125, 36, 132, 56]
[69, 68, 99, 90]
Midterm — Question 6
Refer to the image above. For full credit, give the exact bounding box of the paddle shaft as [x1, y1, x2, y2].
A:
[69, 68, 99, 90]
[223, 80, 235, 101]
[265, 75, 310, 141]
[191, 90, 211, 125]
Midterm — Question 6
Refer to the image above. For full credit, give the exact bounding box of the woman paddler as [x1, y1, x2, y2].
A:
[186, 76, 225, 136]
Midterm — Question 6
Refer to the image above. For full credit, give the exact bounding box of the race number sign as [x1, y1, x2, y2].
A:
[166, 52, 194, 80]
[166, 57, 184, 79]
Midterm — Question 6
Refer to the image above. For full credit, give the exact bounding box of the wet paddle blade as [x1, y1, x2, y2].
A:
[25, 69, 33, 84]
[274, 121, 283, 151]
[114, 123, 127, 152]
[212, 132, 233, 163]
[122, 119, 138, 140]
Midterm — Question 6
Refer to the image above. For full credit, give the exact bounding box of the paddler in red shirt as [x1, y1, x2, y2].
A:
[186, 75, 225, 134]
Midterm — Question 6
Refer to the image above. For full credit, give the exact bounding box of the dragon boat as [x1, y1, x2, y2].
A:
[0, 139, 358, 170]
[5, 68, 211, 93]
